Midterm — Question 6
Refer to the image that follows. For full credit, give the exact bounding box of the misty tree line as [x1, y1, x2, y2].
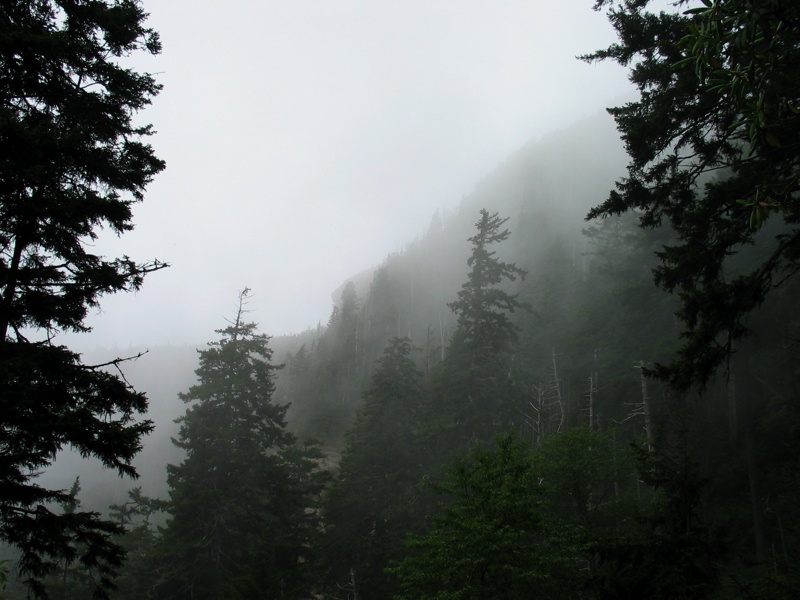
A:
[24, 198, 799, 598]
[2, 0, 799, 599]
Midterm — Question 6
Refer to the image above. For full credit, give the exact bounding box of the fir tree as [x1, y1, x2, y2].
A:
[391, 433, 582, 600]
[448, 210, 528, 373]
[155, 290, 327, 599]
[0, 2, 165, 596]
[321, 337, 427, 599]
[436, 209, 528, 447]
[584, 0, 800, 391]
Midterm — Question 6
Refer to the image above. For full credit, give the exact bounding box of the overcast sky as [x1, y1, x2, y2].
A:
[72, 0, 633, 352]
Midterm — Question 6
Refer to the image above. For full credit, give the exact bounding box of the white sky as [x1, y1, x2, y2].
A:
[72, 0, 632, 351]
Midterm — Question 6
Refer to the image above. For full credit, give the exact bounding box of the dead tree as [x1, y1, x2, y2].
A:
[546, 347, 565, 433]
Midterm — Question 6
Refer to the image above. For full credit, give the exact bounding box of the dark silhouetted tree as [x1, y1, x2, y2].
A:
[0, 1, 165, 597]
[584, 0, 800, 391]
[155, 291, 327, 599]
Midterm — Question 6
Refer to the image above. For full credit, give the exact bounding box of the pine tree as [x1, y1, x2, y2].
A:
[155, 290, 327, 599]
[584, 0, 800, 391]
[391, 433, 582, 600]
[436, 209, 528, 447]
[106, 488, 165, 600]
[448, 210, 528, 373]
[0, 2, 165, 596]
[321, 337, 427, 599]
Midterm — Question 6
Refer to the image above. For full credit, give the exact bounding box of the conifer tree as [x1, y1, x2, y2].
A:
[321, 337, 427, 599]
[448, 210, 528, 372]
[155, 291, 326, 599]
[106, 488, 165, 600]
[436, 209, 528, 446]
[584, 0, 800, 391]
[0, 2, 164, 596]
[391, 433, 581, 600]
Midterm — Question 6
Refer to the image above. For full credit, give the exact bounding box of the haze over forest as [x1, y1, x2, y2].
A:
[45, 0, 636, 503]
[62, 0, 633, 352]
[52, 110, 628, 504]
[2, 1, 799, 599]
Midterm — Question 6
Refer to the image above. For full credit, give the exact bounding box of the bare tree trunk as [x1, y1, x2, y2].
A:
[727, 371, 737, 437]
[425, 324, 433, 382]
[551, 348, 565, 433]
[612, 430, 619, 500]
[639, 361, 655, 452]
[527, 383, 545, 446]
[349, 567, 359, 600]
[744, 418, 767, 563]
[439, 310, 446, 361]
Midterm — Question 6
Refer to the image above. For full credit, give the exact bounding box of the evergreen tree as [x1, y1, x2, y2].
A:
[107, 488, 165, 600]
[335, 280, 361, 370]
[584, 0, 800, 391]
[321, 337, 427, 599]
[362, 266, 401, 370]
[583, 3, 800, 593]
[43, 479, 93, 600]
[435, 210, 528, 447]
[0, 2, 164, 596]
[448, 210, 528, 374]
[391, 433, 582, 600]
[155, 291, 327, 599]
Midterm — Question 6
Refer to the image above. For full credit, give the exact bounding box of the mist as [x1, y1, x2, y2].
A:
[40, 0, 637, 530]
[62, 0, 632, 354]
[6, 0, 800, 596]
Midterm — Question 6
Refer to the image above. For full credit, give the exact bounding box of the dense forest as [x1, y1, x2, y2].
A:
[2, 0, 799, 599]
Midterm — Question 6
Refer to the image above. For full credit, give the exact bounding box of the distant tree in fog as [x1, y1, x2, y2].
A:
[435, 209, 529, 445]
[154, 290, 327, 599]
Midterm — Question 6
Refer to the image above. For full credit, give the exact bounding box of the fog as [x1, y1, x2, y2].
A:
[43, 0, 635, 510]
[64, 0, 631, 353]
[14, 3, 799, 596]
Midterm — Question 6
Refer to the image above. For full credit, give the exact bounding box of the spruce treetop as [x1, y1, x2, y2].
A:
[448, 209, 528, 364]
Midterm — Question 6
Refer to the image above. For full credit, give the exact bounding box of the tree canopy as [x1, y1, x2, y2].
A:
[0, 1, 164, 596]
[155, 291, 327, 599]
[584, 0, 800, 391]
[391, 433, 583, 600]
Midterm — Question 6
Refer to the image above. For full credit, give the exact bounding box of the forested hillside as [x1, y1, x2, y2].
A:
[33, 106, 796, 599]
[4, 1, 799, 597]
[274, 112, 630, 446]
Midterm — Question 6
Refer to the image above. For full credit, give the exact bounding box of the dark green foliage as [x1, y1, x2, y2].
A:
[434, 210, 528, 448]
[0, 1, 164, 597]
[391, 433, 584, 600]
[154, 292, 327, 599]
[42, 479, 96, 600]
[584, 0, 800, 391]
[321, 337, 428, 598]
[578, 3, 800, 594]
[106, 488, 166, 600]
[533, 428, 633, 532]
[447, 210, 528, 374]
[591, 442, 726, 599]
